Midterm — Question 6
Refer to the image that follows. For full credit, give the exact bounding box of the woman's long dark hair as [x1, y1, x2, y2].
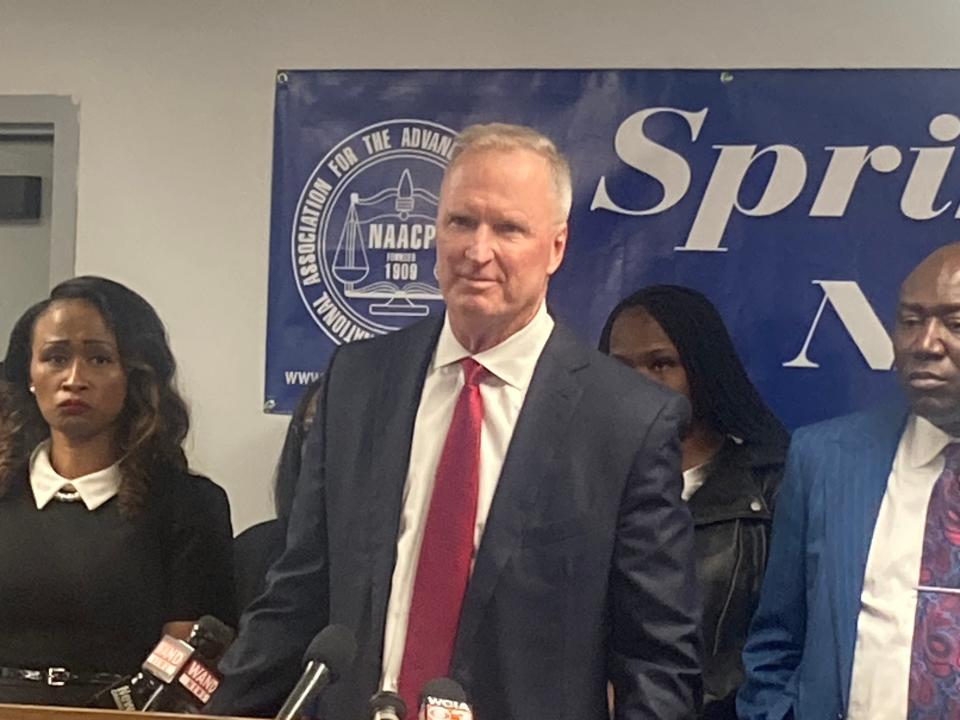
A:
[598, 284, 788, 448]
[0, 276, 190, 517]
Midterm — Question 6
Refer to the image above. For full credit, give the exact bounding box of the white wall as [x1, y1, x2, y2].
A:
[1, 0, 959, 531]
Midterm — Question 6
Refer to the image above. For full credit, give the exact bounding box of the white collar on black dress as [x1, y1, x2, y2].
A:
[29, 440, 122, 511]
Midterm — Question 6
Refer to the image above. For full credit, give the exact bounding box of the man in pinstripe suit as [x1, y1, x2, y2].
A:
[739, 243, 960, 720]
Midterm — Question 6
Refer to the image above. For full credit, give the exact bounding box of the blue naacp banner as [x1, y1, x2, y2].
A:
[266, 69, 960, 427]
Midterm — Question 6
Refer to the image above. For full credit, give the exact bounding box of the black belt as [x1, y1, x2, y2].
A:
[0, 666, 123, 687]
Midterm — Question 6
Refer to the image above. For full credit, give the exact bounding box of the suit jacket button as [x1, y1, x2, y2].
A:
[749, 499, 762, 512]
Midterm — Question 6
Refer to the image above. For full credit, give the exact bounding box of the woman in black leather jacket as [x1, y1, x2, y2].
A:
[599, 284, 788, 720]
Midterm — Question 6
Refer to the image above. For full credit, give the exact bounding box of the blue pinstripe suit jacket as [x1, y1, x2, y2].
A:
[737, 405, 908, 720]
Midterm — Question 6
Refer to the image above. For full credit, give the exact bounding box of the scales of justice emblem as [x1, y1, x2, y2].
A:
[333, 168, 440, 317]
[292, 119, 456, 345]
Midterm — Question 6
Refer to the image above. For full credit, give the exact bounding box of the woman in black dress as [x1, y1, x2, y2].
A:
[0, 276, 236, 706]
[599, 284, 788, 720]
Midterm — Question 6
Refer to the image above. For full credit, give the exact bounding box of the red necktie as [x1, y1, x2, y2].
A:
[907, 443, 960, 718]
[397, 358, 485, 711]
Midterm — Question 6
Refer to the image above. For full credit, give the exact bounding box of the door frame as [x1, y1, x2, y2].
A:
[0, 95, 79, 287]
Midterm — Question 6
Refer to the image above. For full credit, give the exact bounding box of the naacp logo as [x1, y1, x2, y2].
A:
[292, 119, 456, 345]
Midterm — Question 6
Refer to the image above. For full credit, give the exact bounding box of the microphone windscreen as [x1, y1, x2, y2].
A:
[420, 677, 468, 703]
[195, 615, 236, 643]
[191, 615, 236, 658]
[303, 624, 357, 680]
[369, 690, 407, 719]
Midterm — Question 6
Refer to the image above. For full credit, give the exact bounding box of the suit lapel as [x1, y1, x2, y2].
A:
[825, 407, 906, 703]
[453, 324, 587, 663]
[365, 318, 443, 646]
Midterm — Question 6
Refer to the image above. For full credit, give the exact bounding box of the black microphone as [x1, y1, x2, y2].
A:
[86, 615, 234, 712]
[417, 678, 474, 720]
[87, 632, 194, 711]
[142, 615, 235, 713]
[274, 624, 357, 720]
[369, 690, 406, 720]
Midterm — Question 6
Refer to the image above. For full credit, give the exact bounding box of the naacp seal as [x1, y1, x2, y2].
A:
[292, 119, 456, 345]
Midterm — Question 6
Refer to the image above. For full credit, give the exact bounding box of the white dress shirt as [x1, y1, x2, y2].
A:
[379, 303, 555, 692]
[29, 440, 122, 511]
[847, 415, 956, 719]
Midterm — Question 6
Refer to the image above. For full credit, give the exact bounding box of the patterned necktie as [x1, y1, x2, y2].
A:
[907, 442, 960, 719]
[397, 358, 485, 712]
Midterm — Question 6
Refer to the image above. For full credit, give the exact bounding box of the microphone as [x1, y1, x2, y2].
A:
[87, 633, 194, 711]
[85, 615, 234, 712]
[275, 624, 357, 720]
[418, 678, 473, 720]
[142, 615, 235, 712]
[369, 690, 406, 720]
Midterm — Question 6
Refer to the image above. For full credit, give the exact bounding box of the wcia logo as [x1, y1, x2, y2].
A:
[292, 118, 456, 345]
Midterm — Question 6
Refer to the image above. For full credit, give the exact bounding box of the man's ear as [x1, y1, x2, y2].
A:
[547, 222, 568, 276]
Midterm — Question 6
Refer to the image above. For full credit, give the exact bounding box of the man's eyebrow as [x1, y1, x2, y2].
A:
[897, 302, 960, 314]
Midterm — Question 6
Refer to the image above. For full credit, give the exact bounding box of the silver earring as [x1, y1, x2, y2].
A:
[28, 385, 35, 394]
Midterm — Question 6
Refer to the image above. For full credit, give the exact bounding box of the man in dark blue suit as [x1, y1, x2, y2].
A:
[207, 123, 702, 720]
[739, 242, 960, 720]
